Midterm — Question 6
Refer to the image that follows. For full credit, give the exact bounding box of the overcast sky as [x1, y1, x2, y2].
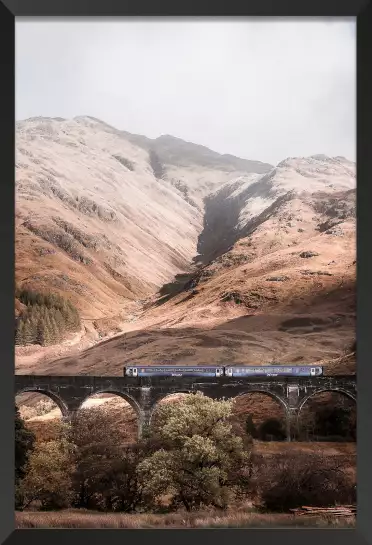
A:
[16, 18, 355, 166]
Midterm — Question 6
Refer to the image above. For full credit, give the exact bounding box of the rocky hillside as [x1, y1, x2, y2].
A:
[16, 116, 272, 325]
[18, 153, 356, 376]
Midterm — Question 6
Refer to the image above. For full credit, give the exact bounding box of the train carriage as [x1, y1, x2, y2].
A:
[124, 366, 224, 377]
[224, 365, 323, 377]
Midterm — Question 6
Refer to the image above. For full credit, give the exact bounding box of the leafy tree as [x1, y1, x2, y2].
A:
[18, 426, 75, 510]
[69, 406, 136, 510]
[87, 443, 150, 512]
[15, 405, 35, 484]
[137, 393, 251, 511]
[15, 406, 36, 509]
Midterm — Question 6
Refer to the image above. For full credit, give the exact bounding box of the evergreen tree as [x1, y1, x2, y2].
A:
[28, 317, 38, 344]
[16, 288, 81, 346]
[54, 309, 65, 335]
[15, 321, 26, 346]
[36, 320, 46, 346]
[48, 314, 59, 345]
[23, 320, 34, 345]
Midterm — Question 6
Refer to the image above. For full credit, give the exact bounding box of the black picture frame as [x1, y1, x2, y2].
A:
[1, 3, 370, 545]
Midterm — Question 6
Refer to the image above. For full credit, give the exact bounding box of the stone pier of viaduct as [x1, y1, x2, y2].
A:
[15, 374, 356, 441]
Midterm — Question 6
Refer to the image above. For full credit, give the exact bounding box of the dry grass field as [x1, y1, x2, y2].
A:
[15, 508, 356, 529]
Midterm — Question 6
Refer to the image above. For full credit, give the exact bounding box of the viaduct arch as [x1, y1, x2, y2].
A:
[15, 374, 356, 441]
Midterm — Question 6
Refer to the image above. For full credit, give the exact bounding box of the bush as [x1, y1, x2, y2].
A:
[149, 150, 164, 179]
[245, 415, 258, 439]
[257, 418, 286, 441]
[258, 453, 356, 512]
[314, 407, 355, 440]
[298, 404, 356, 441]
[113, 155, 135, 171]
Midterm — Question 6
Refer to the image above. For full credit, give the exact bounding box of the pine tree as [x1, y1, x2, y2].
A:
[15, 321, 26, 346]
[16, 288, 81, 346]
[44, 317, 53, 346]
[23, 320, 34, 345]
[54, 308, 64, 328]
[29, 317, 38, 344]
[44, 311, 55, 346]
[62, 301, 76, 332]
[48, 314, 59, 345]
[36, 319, 46, 346]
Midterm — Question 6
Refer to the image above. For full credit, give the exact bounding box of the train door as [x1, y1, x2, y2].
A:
[226, 368, 233, 377]
[132, 368, 138, 377]
[216, 368, 222, 377]
[310, 367, 316, 376]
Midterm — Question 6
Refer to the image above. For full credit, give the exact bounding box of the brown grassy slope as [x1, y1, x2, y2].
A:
[15, 150, 355, 374]
[34, 189, 356, 376]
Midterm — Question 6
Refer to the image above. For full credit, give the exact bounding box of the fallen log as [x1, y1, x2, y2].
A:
[290, 505, 356, 517]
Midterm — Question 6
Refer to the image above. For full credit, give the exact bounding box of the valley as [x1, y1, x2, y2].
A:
[15, 116, 356, 421]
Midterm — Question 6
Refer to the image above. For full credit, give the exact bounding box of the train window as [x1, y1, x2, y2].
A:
[310, 368, 316, 376]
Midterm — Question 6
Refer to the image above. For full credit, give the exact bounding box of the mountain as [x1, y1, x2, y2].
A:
[16, 116, 272, 329]
[15, 132, 356, 375]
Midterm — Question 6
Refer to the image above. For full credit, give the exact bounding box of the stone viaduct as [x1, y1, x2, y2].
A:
[15, 374, 356, 441]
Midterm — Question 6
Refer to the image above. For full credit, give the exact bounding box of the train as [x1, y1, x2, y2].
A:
[123, 365, 324, 378]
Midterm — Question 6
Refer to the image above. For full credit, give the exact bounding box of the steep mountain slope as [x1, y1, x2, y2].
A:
[23, 155, 356, 376]
[117, 122, 273, 209]
[198, 155, 355, 262]
[16, 116, 271, 325]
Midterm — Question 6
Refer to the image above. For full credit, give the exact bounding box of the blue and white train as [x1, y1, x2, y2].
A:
[124, 365, 323, 378]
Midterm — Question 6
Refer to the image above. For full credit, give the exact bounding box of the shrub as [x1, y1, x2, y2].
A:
[258, 453, 356, 512]
[245, 415, 258, 439]
[257, 418, 286, 441]
[149, 150, 164, 179]
[113, 155, 135, 171]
